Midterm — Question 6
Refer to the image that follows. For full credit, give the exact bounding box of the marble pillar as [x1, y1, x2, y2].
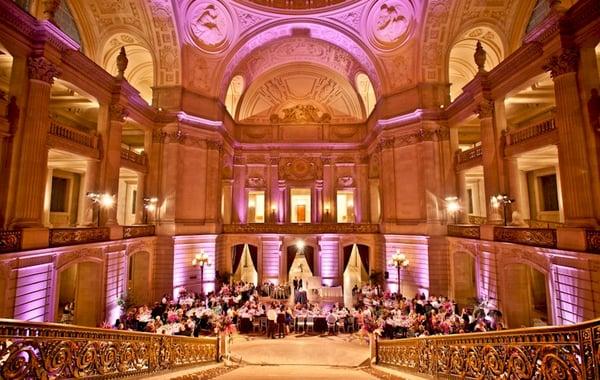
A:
[544, 49, 598, 227]
[477, 100, 502, 223]
[135, 172, 146, 225]
[9, 56, 60, 229]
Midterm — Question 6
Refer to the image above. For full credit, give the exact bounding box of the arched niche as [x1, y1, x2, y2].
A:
[225, 75, 245, 119]
[100, 33, 155, 105]
[55, 258, 104, 327]
[448, 26, 505, 101]
[355, 73, 376, 117]
[127, 250, 151, 305]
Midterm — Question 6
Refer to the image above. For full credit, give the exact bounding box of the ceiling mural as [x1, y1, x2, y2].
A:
[54, 0, 537, 113]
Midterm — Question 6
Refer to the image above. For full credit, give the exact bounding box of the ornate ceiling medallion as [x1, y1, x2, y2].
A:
[186, 1, 234, 53]
[366, 0, 415, 52]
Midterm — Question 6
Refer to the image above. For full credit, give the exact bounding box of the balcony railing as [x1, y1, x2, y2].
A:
[455, 145, 483, 165]
[123, 224, 155, 239]
[223, 223, 380, 234]
[587, 230, 600, 253]
[49, 227, 110, 247]
[447, 225, 480, 239]
[506, 118, 556, 146]
[48, 119, 99, 158]
[0, 230, 21, 253]
[376, 317, 600, 379]
[467, 215, 487, 225]
[493, 226, 557, 248]
[121, 148, 147, 167]
[0, 319, 218, 380]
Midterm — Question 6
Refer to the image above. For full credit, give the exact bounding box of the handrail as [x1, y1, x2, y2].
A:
[455, 145, 483, 164]
[377, 317, 600, 379]
[506, 118, 556, 146]
[49, 227, 110, 247]
[120, 147, 147, 166]
[123, 224, 155, 239]
[0, 318, 218, 379]
[49, 119, 97, 149]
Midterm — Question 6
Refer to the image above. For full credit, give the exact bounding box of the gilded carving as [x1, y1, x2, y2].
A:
[278, 157, 322, 181]
[0, 230, 21, 253]
[447, 225, 481, 240]
[270, 105, 331, 124]
[49, 228, 110, 248]
[123, 225, 155, 239]
[543, 49, 580, 78]
[223, 223, 379, 234]
[493, 227, 557, 248]
[27, 56, 61, 84]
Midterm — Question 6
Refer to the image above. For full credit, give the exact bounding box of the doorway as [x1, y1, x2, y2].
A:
[128, 251, 150, 305]
[56, 261, 103, 327]
[232, 244, 259, 285]
[452, 251, 477, 310]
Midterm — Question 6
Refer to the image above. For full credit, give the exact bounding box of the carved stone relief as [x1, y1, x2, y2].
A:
[366, 0, 415, 51]
[337, 176, 355, 188]
[246, 177, 266, 188]
[187, 1, 233, 53]
[278, 157, 323, 181]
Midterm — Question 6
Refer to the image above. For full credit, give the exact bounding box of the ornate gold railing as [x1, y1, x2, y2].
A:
[223, 223, 379, 234]
[0, 319, 218, 379]
[493, 226, 557, 248]
[467, 215, 487, 225]
[586, 230, 600, 253]
[0, 230, 21, 253]
[447, 225, 480, 239]
[506, 118, 556, 146]
[526, 219, 565, 229]
[49, 227, 110, 247]
[123, 225, 155, 239]
[377, 317, 600, 379]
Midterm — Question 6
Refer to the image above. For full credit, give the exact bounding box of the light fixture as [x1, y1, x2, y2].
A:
[86, 192, 116, 227]
[295, 240, 305, 252]
[191, 249, 211, 296]
[143, 197, 158, 224]
[492, 194, 515, 226]
[445, 196, 460, 224]
[389, 249, 410, 295]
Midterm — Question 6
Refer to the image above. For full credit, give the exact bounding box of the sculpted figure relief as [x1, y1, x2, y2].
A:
[376, 4, 409, 43]
[188, 2, 231, 52]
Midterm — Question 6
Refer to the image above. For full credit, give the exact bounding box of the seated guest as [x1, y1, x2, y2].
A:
[326, 311, 338, 335]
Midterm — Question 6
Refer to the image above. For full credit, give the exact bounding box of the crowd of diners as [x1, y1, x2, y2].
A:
[104, 281, 505, 339]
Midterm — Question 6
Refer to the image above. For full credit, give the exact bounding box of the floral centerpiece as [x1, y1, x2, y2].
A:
[214, 315, 236, 335]
[361, 316, 383, 336]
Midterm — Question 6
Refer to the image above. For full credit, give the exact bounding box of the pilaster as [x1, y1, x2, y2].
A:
[476, 100, 502, 223]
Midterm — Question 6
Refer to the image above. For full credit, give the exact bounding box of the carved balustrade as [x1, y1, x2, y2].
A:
[120, 148, 147, 172]
[493, 226, 557, 248]
[455, 146, 483, 171]
[48, 119, 99, 159]
[49, 227, 110, 247]
[447, 225, 480, 240]
[223, 223, 379, 234]
[123, 225, 155, 239]
[0, 319, 218, 379]
[526, 219, 565, 229]
[0, 230, 21, 253]
[377, 317, 600, 379]
[467, 215, 487, 225]
[505, 118, 558, 156]
[586, 230, 600, 253]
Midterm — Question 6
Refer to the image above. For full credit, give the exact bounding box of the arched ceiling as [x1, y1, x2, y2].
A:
[23, 0, 543, 112]
[238, 63, 365, 124]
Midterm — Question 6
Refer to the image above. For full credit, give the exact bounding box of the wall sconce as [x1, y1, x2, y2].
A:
[445, 196, 460, 224]
[86, 192, 115, 227]
[143, 197, 158, 224]
[492, 194, 514, 226]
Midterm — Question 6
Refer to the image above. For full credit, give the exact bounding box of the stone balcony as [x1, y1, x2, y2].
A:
[222, 223, 380, 234]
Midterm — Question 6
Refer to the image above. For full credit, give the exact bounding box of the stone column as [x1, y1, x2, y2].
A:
[98, 103, 126, 226]
[42, 167, 53, 227]
[544, 49, 598, 227]
[79, 159, 98, 226]
[456, 171, 468, 223]
[476, 100, 502, 223]
[505, 157, 523, 225]
[10, 56, 60, 229]
[315, 180, 323, 223]
[378, 138, 396, 223]
[135, 172, 146, 224]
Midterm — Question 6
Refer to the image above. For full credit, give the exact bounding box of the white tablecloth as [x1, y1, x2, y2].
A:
[321, 286, 343, 298]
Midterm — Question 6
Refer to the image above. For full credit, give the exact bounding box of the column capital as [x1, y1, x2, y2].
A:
[27, 56, 61, 84]
[206, 139, 223, 152]
[377, 137, 395, 151]
[475, 100, 494, 119]
[543, 49, 579, 79]
[109, 103, 129, 122]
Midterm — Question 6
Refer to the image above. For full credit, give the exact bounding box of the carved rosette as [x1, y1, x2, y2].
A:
[543, 49, 579, 78]
[366, 0, 415, 51]
[475, 100, 494, 119]
[186, 1, 234, 53]
[109, 104, 129, 122]
[27, 56, 61, 84]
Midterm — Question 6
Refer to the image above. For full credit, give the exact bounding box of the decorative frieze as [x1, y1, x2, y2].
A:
[447, 225, 480, 240]
[493, 226, 557, 248]
[0, 230, 21, 253]
[27, 56, 61, 84]
[49, 227, 110, 247]
[278, 157, 323, 181]
[123, 225, 155, 239]
[246, 177, 266, 188]
[543, 49, 580, 78]
[223, 223, 379, 235]
[586, 230, 600, 254]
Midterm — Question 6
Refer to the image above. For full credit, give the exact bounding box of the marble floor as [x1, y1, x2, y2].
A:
[215, 333, 376, 379]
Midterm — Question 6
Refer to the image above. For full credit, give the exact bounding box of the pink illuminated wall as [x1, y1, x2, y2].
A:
[319, 237, 340, 287]
[13, 263, 53, 322]
[105, 250, 127, 325]
[384, 235, 431, 297]
[173, 235, 218, 297]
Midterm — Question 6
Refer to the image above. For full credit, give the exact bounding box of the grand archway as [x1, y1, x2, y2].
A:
[342, 244, 370, 307]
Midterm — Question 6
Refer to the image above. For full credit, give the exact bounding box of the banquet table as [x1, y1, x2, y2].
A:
[320, 286, 343, 298]
[239, 317, 253, 333]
